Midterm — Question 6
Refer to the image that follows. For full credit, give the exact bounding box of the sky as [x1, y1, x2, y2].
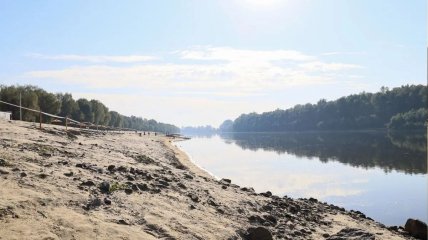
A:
[0, 0, 426, 127]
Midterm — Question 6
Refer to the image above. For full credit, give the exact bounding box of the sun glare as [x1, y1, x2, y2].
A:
[240, 0, 283, 8]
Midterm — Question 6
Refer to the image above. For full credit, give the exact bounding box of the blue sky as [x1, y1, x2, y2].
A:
[0, 0, 425, 126]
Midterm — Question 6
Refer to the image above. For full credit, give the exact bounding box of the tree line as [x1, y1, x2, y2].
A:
[225, 85, 427, 132]
[0, 85, 180, 133]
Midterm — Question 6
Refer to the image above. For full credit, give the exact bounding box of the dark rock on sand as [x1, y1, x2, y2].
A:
[99, 181, 110, 193]
[104, 198, 112, 205]
[137, 183, 149, 191]
[84, 198, 102, 210]
[260, 191, 272, 197]
[244, 227, 273, 240]
[326, 227, 375, 240]
[117, 166, 127, 172]
[0, 158, 8, 167]
[220, 178, 232, 184]
[81, 180, 95, 187]
[38, 173, 48, 179]
[20, 172, 27, 177]
[107, 165, 115, 172]
[124, 188, 133, 194]
[188, 193, 200, 203]
[117, 219, 130, 225]
[64, 171, 73, 177]
[404, 218, 427, 240]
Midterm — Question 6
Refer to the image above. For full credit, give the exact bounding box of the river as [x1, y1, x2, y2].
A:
[177, 130, 427, 226]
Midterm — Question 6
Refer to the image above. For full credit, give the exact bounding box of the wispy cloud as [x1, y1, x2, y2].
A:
[321, 51, 367, 56]
[27, 53, 157, 63]
[178, 46, 315, 62]
[26, 47, 363, 97]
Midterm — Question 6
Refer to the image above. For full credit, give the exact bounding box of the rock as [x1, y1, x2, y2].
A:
[0, 169, 9, 175]
[177, 183, 187, 189]
[289, 205, 300, 214]
[64, 172, 73, 177]
[0, 159, 8, 167]
[99, 181, 110, 193]
[137, 183, 149, 191]
[222, 185, 227, 189]
[207, 199, 219, 207]
[81, 180, 95, 187]
[158, 180, 169, 187]
[107, 165, 115, 171]
[38, 173, 48, 179]
[220, 178, 232, 184]
[11, 168, 20, 172]
[248, 215, 265, 224]
[126, 175, 135, 181]
[184, 174, 193, 179]
[188, 193, 199, 203]
[117, 219, 130, 225]
[262, 205, 273, 211]
[404, 218, 427, 240]
[263, 214, 277, 225]
[104, 198, 112, 205]
[124, 188, 133, 194]
[20, 172, 27, 177]
[326, 227, 375, 240]
[244, 227, 273, 240]
[260, 191, 272, 197]
[387, 226, 398, 231]
[84, 198, 102, 210]
[216, 208, 225, 214]
[117, 166, 127, 172]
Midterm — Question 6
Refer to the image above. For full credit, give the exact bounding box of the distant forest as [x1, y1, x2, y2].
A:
[0, 85, 180, 133]
[228, 85, 427, 132]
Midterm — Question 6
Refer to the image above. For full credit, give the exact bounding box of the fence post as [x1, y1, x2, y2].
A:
[39, 110, 42, 129]
[65, 117, 68, 132]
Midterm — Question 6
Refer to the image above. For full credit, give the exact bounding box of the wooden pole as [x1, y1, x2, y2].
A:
[39, 110, 42, 129]
[65, 117, 68, 132]
[19, 92, 22, 121]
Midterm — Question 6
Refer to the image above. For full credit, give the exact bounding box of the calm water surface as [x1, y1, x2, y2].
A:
[177, 131, 427, 226]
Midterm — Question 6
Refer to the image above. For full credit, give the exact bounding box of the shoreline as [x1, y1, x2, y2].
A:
[0, 120, 422, 240]
[168, 139, 219, 180]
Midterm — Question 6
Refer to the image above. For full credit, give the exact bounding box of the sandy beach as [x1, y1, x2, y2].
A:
[0, 120, 417, 239]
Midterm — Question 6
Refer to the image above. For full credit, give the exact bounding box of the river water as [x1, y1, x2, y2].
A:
[177, 131, 427, 226]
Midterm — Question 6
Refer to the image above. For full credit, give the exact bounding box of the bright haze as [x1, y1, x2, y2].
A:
[0, 0, 425, 127]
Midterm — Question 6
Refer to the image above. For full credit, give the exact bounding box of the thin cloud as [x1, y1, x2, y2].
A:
[178, 46, 315, 62]
[321, 51, 367, 56]
[26, 46, 363, 97]
[27, 53, 157, 63]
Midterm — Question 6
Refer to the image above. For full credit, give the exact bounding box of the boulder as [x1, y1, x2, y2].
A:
[404, 218, 427, 240]
[244, 227, 273, 240]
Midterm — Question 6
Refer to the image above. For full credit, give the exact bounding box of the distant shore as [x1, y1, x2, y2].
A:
[0, 120, 422, 239]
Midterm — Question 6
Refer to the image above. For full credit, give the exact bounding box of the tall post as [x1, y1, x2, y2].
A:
[65, 117, 68, 132]
[19, 92, 22, 121]
[39, 110, 42, 129]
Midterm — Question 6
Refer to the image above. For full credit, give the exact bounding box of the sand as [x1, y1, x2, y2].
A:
[0, 120, 415, 239]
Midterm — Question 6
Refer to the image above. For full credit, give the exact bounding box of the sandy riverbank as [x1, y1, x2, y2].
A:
[0, 120, 418, 239]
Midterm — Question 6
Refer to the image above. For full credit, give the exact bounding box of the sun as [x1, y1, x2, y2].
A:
[240, 0, 283, 8]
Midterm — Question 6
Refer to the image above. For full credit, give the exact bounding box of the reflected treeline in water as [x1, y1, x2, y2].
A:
[219, 131, 427, 174]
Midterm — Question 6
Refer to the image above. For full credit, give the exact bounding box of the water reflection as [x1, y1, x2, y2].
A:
[219, 131, 427, 174]
[178, 131, 427, 225]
